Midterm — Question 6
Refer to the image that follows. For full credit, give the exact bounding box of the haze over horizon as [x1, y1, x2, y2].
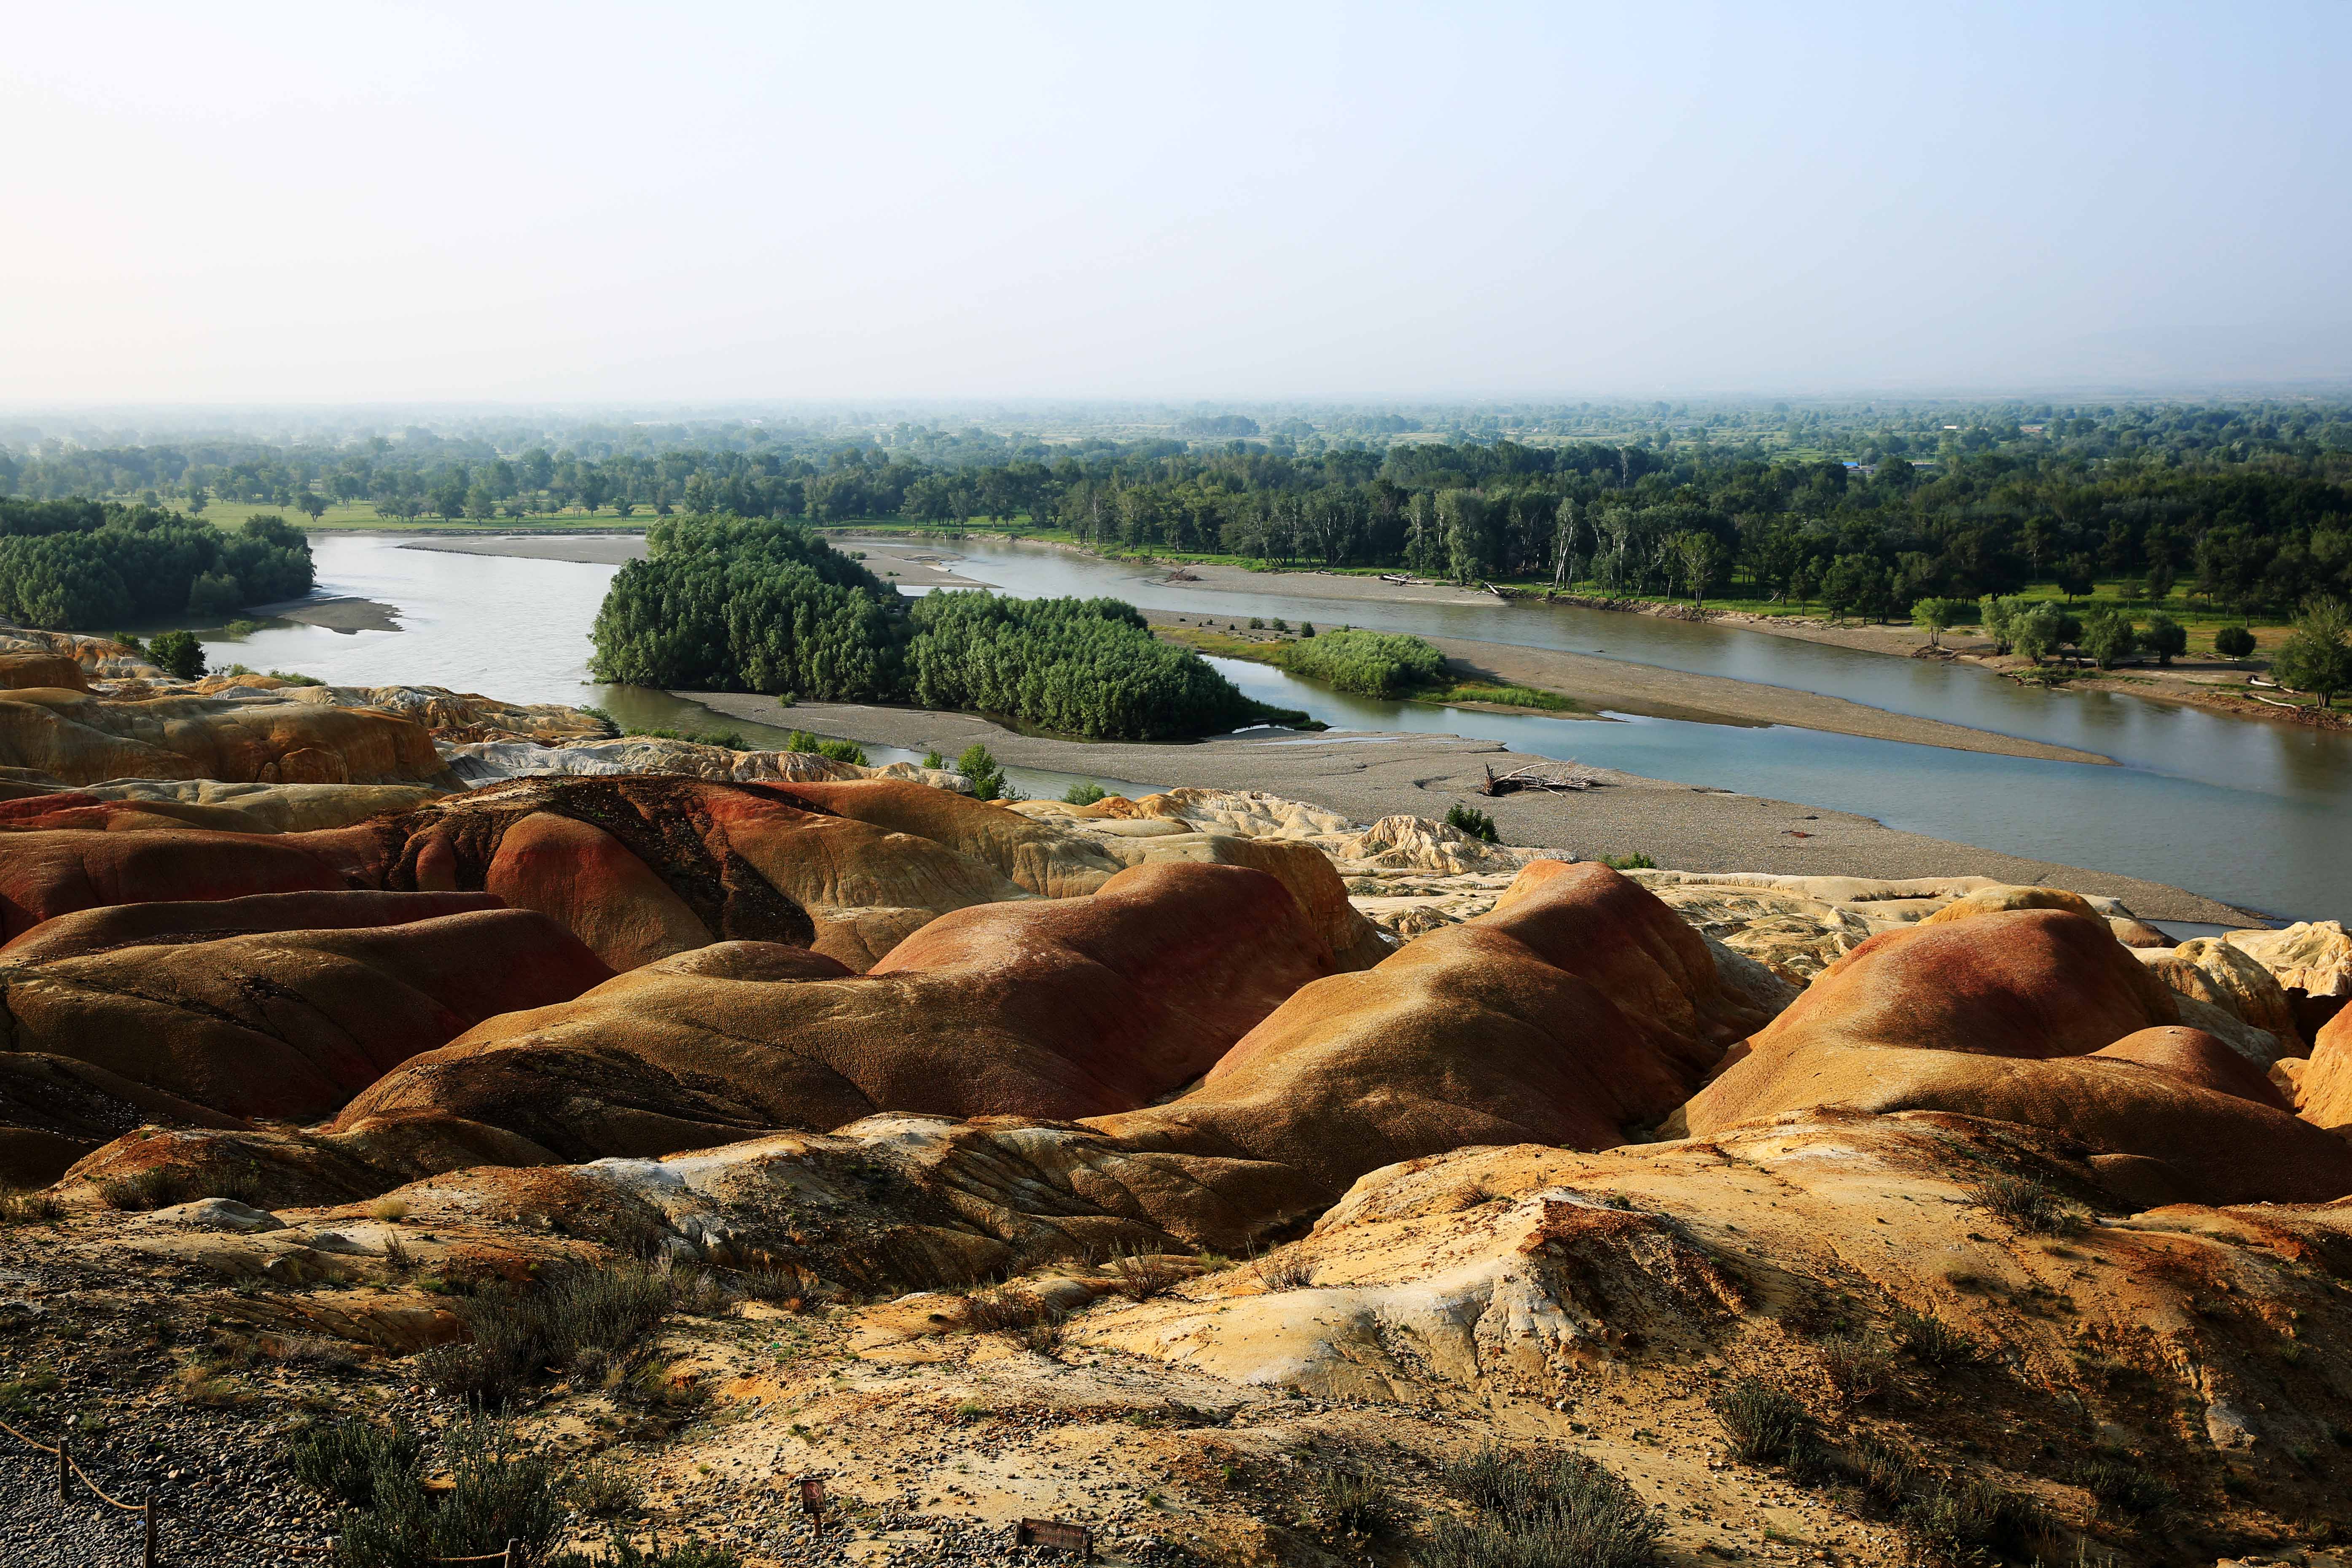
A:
[6, 1, 2347, 405]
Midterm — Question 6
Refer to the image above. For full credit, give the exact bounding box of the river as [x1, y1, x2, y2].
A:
[206, 533, 2350, 923]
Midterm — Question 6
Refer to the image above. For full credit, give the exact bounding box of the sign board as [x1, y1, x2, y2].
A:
[1016, 1518, 1093, 1559]
[799, 1478, 826, 1516]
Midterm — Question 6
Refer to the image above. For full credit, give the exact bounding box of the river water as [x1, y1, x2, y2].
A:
[206, 533, 2349, 923]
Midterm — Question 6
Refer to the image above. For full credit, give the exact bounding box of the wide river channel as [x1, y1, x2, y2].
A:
[207, 533, 2349, 923]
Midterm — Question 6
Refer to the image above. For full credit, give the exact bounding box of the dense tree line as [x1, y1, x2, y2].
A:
[590, 518, 1294, 739]
[0, 500, 312, 629]
[12, 400, 2351, 616]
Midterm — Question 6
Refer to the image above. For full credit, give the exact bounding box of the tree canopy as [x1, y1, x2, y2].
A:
[590, 518, 1298, 739]
[0, 500, 312, 629]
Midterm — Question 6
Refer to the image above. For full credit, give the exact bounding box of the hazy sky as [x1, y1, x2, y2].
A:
[5, 2, 2347, 403]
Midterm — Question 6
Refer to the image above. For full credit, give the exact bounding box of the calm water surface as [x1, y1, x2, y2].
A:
[207, 534, 2349, 922]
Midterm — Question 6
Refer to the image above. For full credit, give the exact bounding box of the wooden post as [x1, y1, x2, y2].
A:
[143, 1502, 159, 1568]
[503, 1540, 520, 1568]
[56, 1441, 69, 1503]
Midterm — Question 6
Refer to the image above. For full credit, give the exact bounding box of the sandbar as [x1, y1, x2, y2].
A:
[680, 691, 2253, 925]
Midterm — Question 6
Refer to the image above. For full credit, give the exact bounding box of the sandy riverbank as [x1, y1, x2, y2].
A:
[681, 690, 2252, 924]
[245, 595, 402, 632]
[401, 532, 989, 589]
[1141, 610, 2111, 764]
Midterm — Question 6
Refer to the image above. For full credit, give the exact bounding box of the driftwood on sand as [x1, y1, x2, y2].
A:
[1480, 761, 1608, 796]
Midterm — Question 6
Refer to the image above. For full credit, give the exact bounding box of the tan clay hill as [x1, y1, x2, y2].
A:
[4, 650, 2352, 1567]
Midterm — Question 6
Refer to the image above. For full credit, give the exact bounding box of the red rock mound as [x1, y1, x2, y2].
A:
[1075, 861, 1770, 1223]
[0, 888, 506, 966]
[1670, 910, 2352, 1205]
[0, 829, 349, 939]
[2091, 1025, 2290, 1111]
[0, 688, 446, 785]
[328, 862, 1336, 1162]
[1, 908, 611, 1122]
[1683, 908, 2180, 1132]
[2297, 1006, 2352, 1132]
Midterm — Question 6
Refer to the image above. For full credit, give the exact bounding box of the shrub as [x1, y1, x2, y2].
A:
[1892, 1309, 1980, 1366]
[1446, 803, 1500, 843]
[566, 1455, 645, 1518]
[1062, 780, 1107, 807]
[1898, 1477, 2051, 1563]
[2072, 1454, 2172, 1517]
[782, 729, 866, 765]
[1105, 1251, 1191, 1301]
[334, 1419, 565, 1568]
[1842, 1437, 1921, 1507]
[426, 1261, 673, 1407]
[149, 629, 206, 680]
[1253, 1248, 1315, 1291]
[2214, 624, 2256, 659]
[961, 1287, 1056, 1334]
[921, 748, 946, 769]
[0, 1187, 61, 1225]
[1970, 1173, 2081, 1234]
[1299, 621, 1316, 636]
[291, 1419, 423, 1509]
[99, 1167, 191, 1211]
[546, 1536, 742, 1568]
[1818, 1332, 1893, 1404]
[1710, 1380, 1815, 1468]
[1282, 627, 1447, 697]
[1433, 1444, 1664, 1568]
[1599, 852, 1656, 871]
[1315, 1466, 1391, 1536]
[957, 742, 1009, 801]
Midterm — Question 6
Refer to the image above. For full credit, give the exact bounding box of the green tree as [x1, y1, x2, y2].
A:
[1670, 530, 1721, 605]
[2138, 613, 2187, 665]
[1438, 489, 1489, 584]
[1978, 594, 2017, 653]
[2013, 602, 2067, 665]
[2079, 608, 2136, 670]
[2055, 554, 2097, 602]
[1911, 597, 1965, 648]
[2271, 597, 2351, 710]
[2214, 624, 2256, 659]
[1821, 554, 1885, 624]
[149, 629, 206, 680]
[293, 490, 328, 523]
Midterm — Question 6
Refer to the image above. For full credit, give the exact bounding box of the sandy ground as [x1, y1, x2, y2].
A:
[245, 595, 402, 632]
[683, 691, 2253, 923]
[1142, 610, 2110, 764]
[403, 534, 651, 566]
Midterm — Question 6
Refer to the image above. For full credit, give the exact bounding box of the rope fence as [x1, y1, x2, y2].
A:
[4, 1406, 539, 1565]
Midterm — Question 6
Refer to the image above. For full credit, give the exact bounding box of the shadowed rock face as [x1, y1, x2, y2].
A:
[327, 861, 1339, 1163]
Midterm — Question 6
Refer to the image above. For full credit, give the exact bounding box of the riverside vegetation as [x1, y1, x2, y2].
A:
[0, 499, 312, 629]
[589, 516, 1302, 739]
